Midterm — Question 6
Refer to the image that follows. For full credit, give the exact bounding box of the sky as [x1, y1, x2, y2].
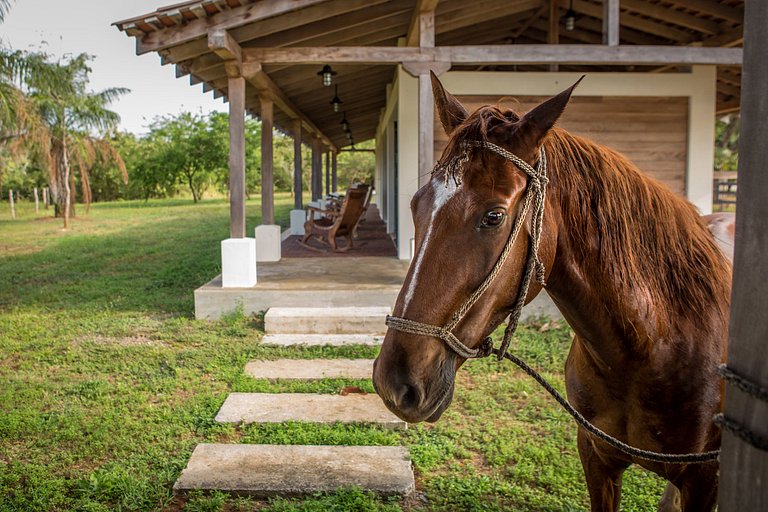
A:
[2, 0, 228, 134]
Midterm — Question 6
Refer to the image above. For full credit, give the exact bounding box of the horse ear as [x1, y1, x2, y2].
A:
[431, 71, 468, 135]
[518, 75, 584, 146]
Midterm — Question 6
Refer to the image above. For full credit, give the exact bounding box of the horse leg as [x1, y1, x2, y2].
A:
[578, 429, 629, 512]
[675, 464, 718, 512]
[657, 482, 681, 512]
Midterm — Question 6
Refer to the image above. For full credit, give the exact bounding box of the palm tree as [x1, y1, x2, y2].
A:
[25, 53, 128, 227]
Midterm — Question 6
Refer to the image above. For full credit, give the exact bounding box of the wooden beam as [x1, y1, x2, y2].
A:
[719, 1, 768, 508]
[406, 0, 440, 47]
[242, 45, 743, 66]
[228, 75, 246, 238]
[332, 151, 338, 193]
[292, 120, 303, 210]
[418, 73, 434, 188]
[619, 0, 721, 35]
[603, 0, 620, 46]
[135, 0, 331, 55]
[325, 151, 330, 196]
[549, 0, 559, 71]
[242, 62, 334, 150]
[260, 96, 275, 225]
[208, 29, 242, 63]
[568, 0, 692, 42]
[311, 137, 321, 201]
[666, 0, 744, 24]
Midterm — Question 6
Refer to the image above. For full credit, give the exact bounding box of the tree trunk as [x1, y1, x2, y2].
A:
[52, 139, 75, 223]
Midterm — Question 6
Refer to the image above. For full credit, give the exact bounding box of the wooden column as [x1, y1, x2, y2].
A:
[418, 10, 435, 188]
[228, 75, 246, 238]
[603, 0, 620, 46]
[292, 120, 303, 209]
[260, 96, 274, 225]
[311, 137, 321, 201]
[719, 1, 768, 509]
[325, 151, 330, 196]
[548, 0, 559, 71]
[332, 151, 338, 192]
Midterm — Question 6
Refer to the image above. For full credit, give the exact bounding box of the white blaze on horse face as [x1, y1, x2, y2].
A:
[403, 178, 460, 314]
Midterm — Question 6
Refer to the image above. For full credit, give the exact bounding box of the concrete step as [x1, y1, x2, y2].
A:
[261, 333, 383, 347]
[264, 306, 390, 335]
[215, 392, 406, 429]
[245, 359, 375, 380]
[174, 444, 415, 497]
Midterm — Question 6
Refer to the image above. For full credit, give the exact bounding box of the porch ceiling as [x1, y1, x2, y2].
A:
[114, 0, 745, 148]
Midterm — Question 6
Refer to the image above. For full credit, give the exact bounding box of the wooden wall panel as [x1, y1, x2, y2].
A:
[434, 96, 689, 195]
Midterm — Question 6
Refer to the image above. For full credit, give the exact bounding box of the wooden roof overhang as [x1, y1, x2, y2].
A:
[114, 0, 745, 148]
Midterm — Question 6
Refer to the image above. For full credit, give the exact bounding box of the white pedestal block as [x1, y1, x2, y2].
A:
[221, 238, 257, 288]
[255, 224, 282, 262]
[290, 209, 306, 235]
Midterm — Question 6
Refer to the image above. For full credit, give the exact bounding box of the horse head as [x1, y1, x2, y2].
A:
[373, 74, 581, 423]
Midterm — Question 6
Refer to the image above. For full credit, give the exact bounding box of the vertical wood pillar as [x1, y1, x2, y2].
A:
[311, 137, 321, 201]
[228, 75, 246, 238]
[325, 151, 330, 196]
[260, 96, 274, 225]
[292, 120, 303, 210]
[548, 0, 559, 71]
[603, 0, 620, 46]
[418, 10, 435, 188]
[719, 1, 768, 509]
[332, 151, 338, 192]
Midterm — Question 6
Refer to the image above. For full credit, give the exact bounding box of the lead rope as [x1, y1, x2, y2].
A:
[385, 139, 724, 464]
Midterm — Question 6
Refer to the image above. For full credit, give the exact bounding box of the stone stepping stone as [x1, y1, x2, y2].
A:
[174, 444, 415, 497]
[245, 359, 374, 380]
[261, 333, 383, 347]
[215, 392, 406, 429]
[264, 306, 390, 335]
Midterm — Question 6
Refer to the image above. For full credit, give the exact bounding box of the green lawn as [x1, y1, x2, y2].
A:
[0, 195, 666, 511]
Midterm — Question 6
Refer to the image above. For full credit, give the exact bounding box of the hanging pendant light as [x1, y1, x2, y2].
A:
[563, 0, 577, 31]
[330, 85, 343, 112]
[340, 112, 350, 132]
[317, 64, 337, 86]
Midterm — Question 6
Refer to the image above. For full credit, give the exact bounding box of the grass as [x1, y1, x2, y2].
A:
[0, 195, 667, 511]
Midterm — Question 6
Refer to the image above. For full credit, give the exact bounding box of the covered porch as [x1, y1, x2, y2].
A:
[113, 0, 744, 318]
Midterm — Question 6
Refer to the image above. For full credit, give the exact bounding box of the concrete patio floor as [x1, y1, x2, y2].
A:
[194, 257, 409, 319]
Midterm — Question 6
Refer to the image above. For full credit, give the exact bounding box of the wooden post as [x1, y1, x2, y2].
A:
[719, 1, 768, 509]
[228, 75, 246, 238]
[332, 151, 338, 193]
[418, 9, 435, 188]
[603, 0, 620, 46]
[292, 120, 303, 210]
[9, 189, 15, 219]
[548, 0, 559, 72]
[34, 187, 39, 213]
[325, 150, 330, 196]
[311, 137, 321, 201]
[260, 95, 275, 225]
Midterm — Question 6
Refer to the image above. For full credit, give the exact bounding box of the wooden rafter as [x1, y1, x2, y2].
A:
[135, 0, 331, 54]
[406, 0, 440, 47]
[243, 45, 743, 66]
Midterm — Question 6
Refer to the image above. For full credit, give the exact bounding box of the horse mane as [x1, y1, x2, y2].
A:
[443, 105, 731, 337]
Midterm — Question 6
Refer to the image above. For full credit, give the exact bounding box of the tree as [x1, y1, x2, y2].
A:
[21, 54, 128, 226]
[145, 112, 227, 202]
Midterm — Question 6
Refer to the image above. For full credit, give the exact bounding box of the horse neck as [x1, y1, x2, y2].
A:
[539, 134, 730, 365]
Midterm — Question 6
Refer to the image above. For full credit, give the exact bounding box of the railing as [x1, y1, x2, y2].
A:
[713, 171, 738, 210]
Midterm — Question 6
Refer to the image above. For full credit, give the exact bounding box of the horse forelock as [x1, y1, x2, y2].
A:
[544, 129, 731, 338]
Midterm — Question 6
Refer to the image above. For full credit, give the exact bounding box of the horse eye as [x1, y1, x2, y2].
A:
[481, 209, 505, 228]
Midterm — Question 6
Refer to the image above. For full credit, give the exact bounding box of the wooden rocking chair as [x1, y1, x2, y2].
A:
[301, 185, 369, 252]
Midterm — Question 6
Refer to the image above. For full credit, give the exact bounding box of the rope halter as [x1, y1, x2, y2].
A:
[386, 140, 549, 360]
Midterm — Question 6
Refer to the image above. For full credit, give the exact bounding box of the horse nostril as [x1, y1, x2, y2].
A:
[395, 383, 422, 411]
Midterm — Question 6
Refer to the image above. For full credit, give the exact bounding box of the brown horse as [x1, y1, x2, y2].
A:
[372, 74, 732, 511]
